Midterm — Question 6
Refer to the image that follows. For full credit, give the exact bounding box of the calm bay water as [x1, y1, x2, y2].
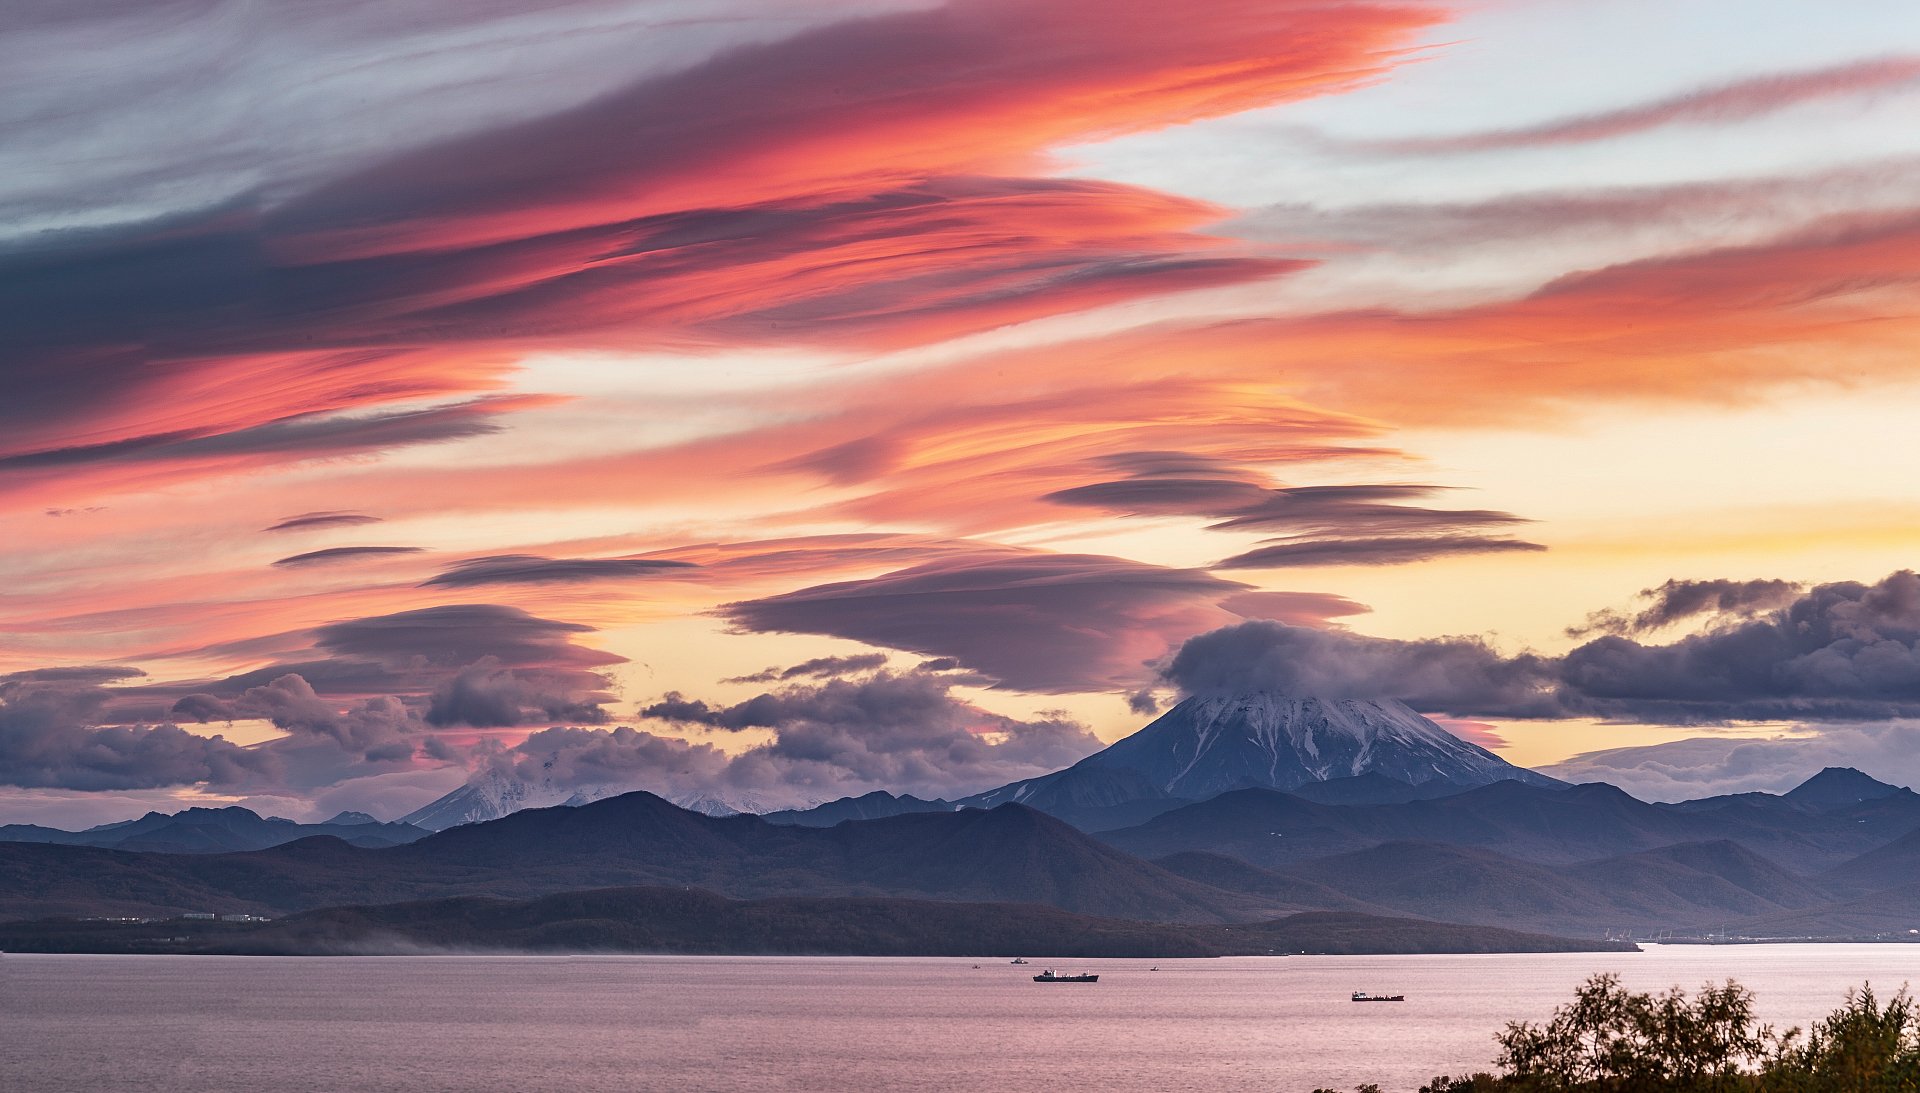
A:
[5, 945, 1920, 1092]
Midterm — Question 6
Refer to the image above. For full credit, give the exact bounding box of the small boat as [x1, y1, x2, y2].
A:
[1033, 969, 1098, 983]
[1351, 991, 1405, 1002]
[1010, 957, 1029, 965]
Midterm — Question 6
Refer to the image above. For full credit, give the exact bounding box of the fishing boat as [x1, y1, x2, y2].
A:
[1351, 991, 1405, 1002]
[1010, 957, 1029, 965]
[1033, 969, 1098, 983]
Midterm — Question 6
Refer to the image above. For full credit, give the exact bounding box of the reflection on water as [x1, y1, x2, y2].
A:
[4, 945, 1919, 1093]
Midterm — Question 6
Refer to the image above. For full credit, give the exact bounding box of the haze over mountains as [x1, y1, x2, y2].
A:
[10, 689, 1920, 953]
[396, 691, 1547, 832]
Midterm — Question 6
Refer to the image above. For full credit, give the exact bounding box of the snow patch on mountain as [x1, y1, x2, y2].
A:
[401, 767, 810, 831]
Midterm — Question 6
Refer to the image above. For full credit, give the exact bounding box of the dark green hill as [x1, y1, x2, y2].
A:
[0, 886, 1638, 957]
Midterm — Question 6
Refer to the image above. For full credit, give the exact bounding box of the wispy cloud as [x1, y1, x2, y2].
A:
[1343, 55, 1920, 155]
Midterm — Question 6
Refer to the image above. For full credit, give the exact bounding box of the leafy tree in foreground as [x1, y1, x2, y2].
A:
[1411, 974, 1920, 1093]
[1495, 973, 1763, 1090]
[1760, 985, 1920, 1093]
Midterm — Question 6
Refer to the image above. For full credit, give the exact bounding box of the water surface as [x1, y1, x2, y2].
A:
[5, 945, 1918, 1092]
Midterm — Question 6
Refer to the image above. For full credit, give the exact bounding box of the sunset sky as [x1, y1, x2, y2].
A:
[7, 0, 1920, 826]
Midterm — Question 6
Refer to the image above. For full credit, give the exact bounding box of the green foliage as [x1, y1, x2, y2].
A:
[1492, 973, 1764, 1091]
[1411, 974, 1920, 1093]
[1760, 985, 1920, 1092]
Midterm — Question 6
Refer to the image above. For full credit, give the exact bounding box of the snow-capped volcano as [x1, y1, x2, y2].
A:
[1095, 693, 1554, 796]
[963, 692, 1557, 817]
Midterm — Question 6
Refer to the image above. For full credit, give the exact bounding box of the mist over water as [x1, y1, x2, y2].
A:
[5, 946, 1919, 1092]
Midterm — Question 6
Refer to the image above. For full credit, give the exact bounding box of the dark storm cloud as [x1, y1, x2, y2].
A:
[1217, 589, 1371, 625]
[313, 604, 623, 670]
[271, 546, 422, 568]
[168, 673, 423, 758]
[1569, 577, 1805, 636]
[0, 671, 273, 790]
[422, 554, 697, 588]
[264, 512, 382, 533]
[723, 653, 891, 684]
[721, 550, 1256, 692]
[1044, 465, 1538, 570]
[1044, 474, 1526, 534]
[1205, 485, 1528, 537]
[438, 669, 1103, 813]
[2, 599, 632, 792]
[0, 394, 522, 473]
[624, 669, 1102, 804]
[161, 604, 626, 733]
[1043, 477, 1273, 515]
[1214, 535, 1546, 569]
[0, 666, 144, 686]
[1161, 619, 1564, 717]
[1164, 571, 1920, 724]
[424, 662, 612, 728]
[1556, 573, 1920, 723]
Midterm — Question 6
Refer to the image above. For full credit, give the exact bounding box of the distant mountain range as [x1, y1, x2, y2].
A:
[0, 806, 429, 854]
[403, 691, 1555, 832]
[9, 678, 1920, 953]
[7, 766, 1920, 945]
[0, 793, 1281, 924]
[761, 693, 1555, 831]
[399, 760, 786, 831]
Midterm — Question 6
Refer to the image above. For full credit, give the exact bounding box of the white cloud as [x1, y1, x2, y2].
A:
[1543, 722, 1920, 801]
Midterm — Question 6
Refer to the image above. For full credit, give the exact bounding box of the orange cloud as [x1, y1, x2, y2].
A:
[0, 0, 1439, 512]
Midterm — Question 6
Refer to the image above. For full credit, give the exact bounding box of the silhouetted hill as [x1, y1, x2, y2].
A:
[0, 806, 428, 854]
[0, 886, 1637, 957]
[1148, 851, 1383, 914]
[1100, 786, 1367, 866]
[237, 889, 1232, 957]
[1820, 825, 1920, 896]
[1276, 841, 1589, 931]
[1164, 835, 1840, 936]
[0, 794, 1277, 924]
[760, 791, 953, 827]
[956, 766, 1195, 831]
[1732, 883, 1920, 939]
[1218, 911, 1635, 955]
[1101, 778, 1899, 873]
[1783, 767, 1907, 810]
[1163, 839, 1833, 936]
[1563, 840, 1831, 920]
[21, 779, 1920, 942]
[1286, 773, 1471, 806]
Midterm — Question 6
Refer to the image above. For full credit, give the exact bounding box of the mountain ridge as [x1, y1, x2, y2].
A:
[0, 805, 429, 854]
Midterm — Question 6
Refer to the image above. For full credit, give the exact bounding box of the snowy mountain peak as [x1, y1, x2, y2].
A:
[1073, 691, 1557, 801]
